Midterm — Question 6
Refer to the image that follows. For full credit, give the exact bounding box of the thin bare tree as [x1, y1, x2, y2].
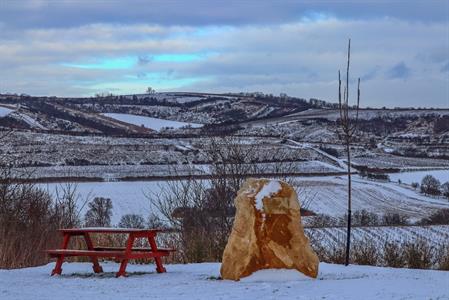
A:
[337, 39, 361, 266]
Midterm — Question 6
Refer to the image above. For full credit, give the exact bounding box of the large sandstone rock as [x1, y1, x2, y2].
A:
[220, 178, 319, 280]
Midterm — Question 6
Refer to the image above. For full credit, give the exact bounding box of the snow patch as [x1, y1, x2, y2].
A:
[103, 113, 203, 131]
[0, 106, 13, 117]
[12, 112, 46, 129]
[254, 180, 282, 211]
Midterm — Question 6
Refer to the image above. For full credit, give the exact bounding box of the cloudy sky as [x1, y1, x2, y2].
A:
[0, 0, 448, 107]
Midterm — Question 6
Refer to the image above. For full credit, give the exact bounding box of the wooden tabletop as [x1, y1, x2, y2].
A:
[58, 227, 164, 234]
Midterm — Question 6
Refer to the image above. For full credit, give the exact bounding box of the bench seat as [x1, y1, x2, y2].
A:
[93, 246, 176, 252]
[46, 249, 172, 259]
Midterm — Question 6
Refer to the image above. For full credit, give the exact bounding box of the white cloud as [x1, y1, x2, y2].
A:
[0, 18, 447, 107]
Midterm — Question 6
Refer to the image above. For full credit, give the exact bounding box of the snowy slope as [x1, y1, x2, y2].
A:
[1, 262, 448, 300]
[293, 176, 449, 219]
[0, 106, 13, 117]
[102, 113, 203, 131]
[39, 175, 449, 225]
[389, 169, 449, 185]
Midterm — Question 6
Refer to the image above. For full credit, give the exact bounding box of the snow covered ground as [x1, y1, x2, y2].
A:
[39, 175, 449, 225]
[292, 176, 449, 220]
[39, 180, 161, 224]
[0, 106, 13, 117]
[389, 169, 449, 185]
[103, 113, 203, 131]
[1, 262, 448, 300]
[306, 225, 449, 249]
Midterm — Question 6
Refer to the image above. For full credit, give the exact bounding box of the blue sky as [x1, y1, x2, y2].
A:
[0, 0, 448, 107]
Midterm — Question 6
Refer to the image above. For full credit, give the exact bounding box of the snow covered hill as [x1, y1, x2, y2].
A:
[103, 113, 203, 131]
[1, 262, 447, 300]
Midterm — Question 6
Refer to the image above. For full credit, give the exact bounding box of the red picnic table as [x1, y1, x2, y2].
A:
[46, 228, 175, 277]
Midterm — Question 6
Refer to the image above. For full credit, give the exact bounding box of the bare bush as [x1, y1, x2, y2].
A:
[419, 209, 449, 225]
[307, 214, 338, 228]
[118, 214, 145, 229]
[435, 244, 449, 270]
[352, 237, 379, 266]
[147, 212, 166, 229]
[382, 241, 405, 268]
[441, 182, 449, 200]
[0, 162, 89, 269]
[325, 242, 347, 264]
[311, 232, 347, 264]
[339, 210, 380, 227]
[420, 175, 441, 196]
[149, 176, 233, 262]
[147, 136, 296, 263]
[0, 185, 58, 268]
[54, 182, 87, 228]
[403, 239, 434, 269]
[352, 209, 380, 226]
[382, 213, 409, 226]
[84, 197, 113, 227]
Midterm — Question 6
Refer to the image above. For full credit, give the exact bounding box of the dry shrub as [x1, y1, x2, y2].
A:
[419, 209, 449, 225]
[307, 230, 328, 261]
[307, 214, 338, 228]
[147, 136, 298, 263]
[382, 241, 405, 268]
[325, 242, 347, 264]
[435, 244, 449, 271]
[382, 213, 409, 226]
[0, 173, 85, 268]
[314, 232, 347, 264]
[0, 184, 60, 268]
[352, 237, 379, 266]
[403, 239, 434, 269]
[0, 186, 58, 269]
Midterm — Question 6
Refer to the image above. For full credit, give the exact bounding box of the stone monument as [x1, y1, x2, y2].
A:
[220, 178, 319, 280]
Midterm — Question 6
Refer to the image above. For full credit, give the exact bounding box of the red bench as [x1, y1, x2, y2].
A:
[46, 228, 175, 277]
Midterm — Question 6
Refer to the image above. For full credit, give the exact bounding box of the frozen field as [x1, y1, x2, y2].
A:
[1, 262, 448, 300]
[40, 176, 449, 225]
[293, 176, 449, 220]
[0, 106, 13, 117]
[389, 169, 449, 185]
[13, 160, 344, 181]
[306, 225, 449, 249]
[103, 113, 203, 131]
[40, 180, 161, 224]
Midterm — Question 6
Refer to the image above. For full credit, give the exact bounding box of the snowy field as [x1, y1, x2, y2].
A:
[1, 262, 448, 300]
[389, 169, 449, 185]
[0, 106, 13, 117]
[13, 160, 343, 180]
[306, 225, 449, 248]
[39, 175, 449, 225]
[292, 176, 449, 220]
[39, 180, 161, 224]
[103, 113, 203, 131]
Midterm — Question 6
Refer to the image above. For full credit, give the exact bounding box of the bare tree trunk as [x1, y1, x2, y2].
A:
[337, 39, 361, 266]
[345, 141, 352, 266]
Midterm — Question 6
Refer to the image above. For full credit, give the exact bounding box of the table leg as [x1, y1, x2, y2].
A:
[148, 233, 166, 273]
[116, 233, 135, 277]
[51, 233, 71, 276]
[83, 233, 103, 273]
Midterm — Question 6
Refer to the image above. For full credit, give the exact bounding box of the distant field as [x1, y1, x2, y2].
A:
[0, 106, 13, 117]
[102, 113, 203, 131]
[306, 225, 449, 248]
[292, 176, 449, 220]
[39, 175, 449, 224]
[389, 169, 449, 185]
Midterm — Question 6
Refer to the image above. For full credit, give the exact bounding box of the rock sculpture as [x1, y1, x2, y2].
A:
[220, 178, 319, 280]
